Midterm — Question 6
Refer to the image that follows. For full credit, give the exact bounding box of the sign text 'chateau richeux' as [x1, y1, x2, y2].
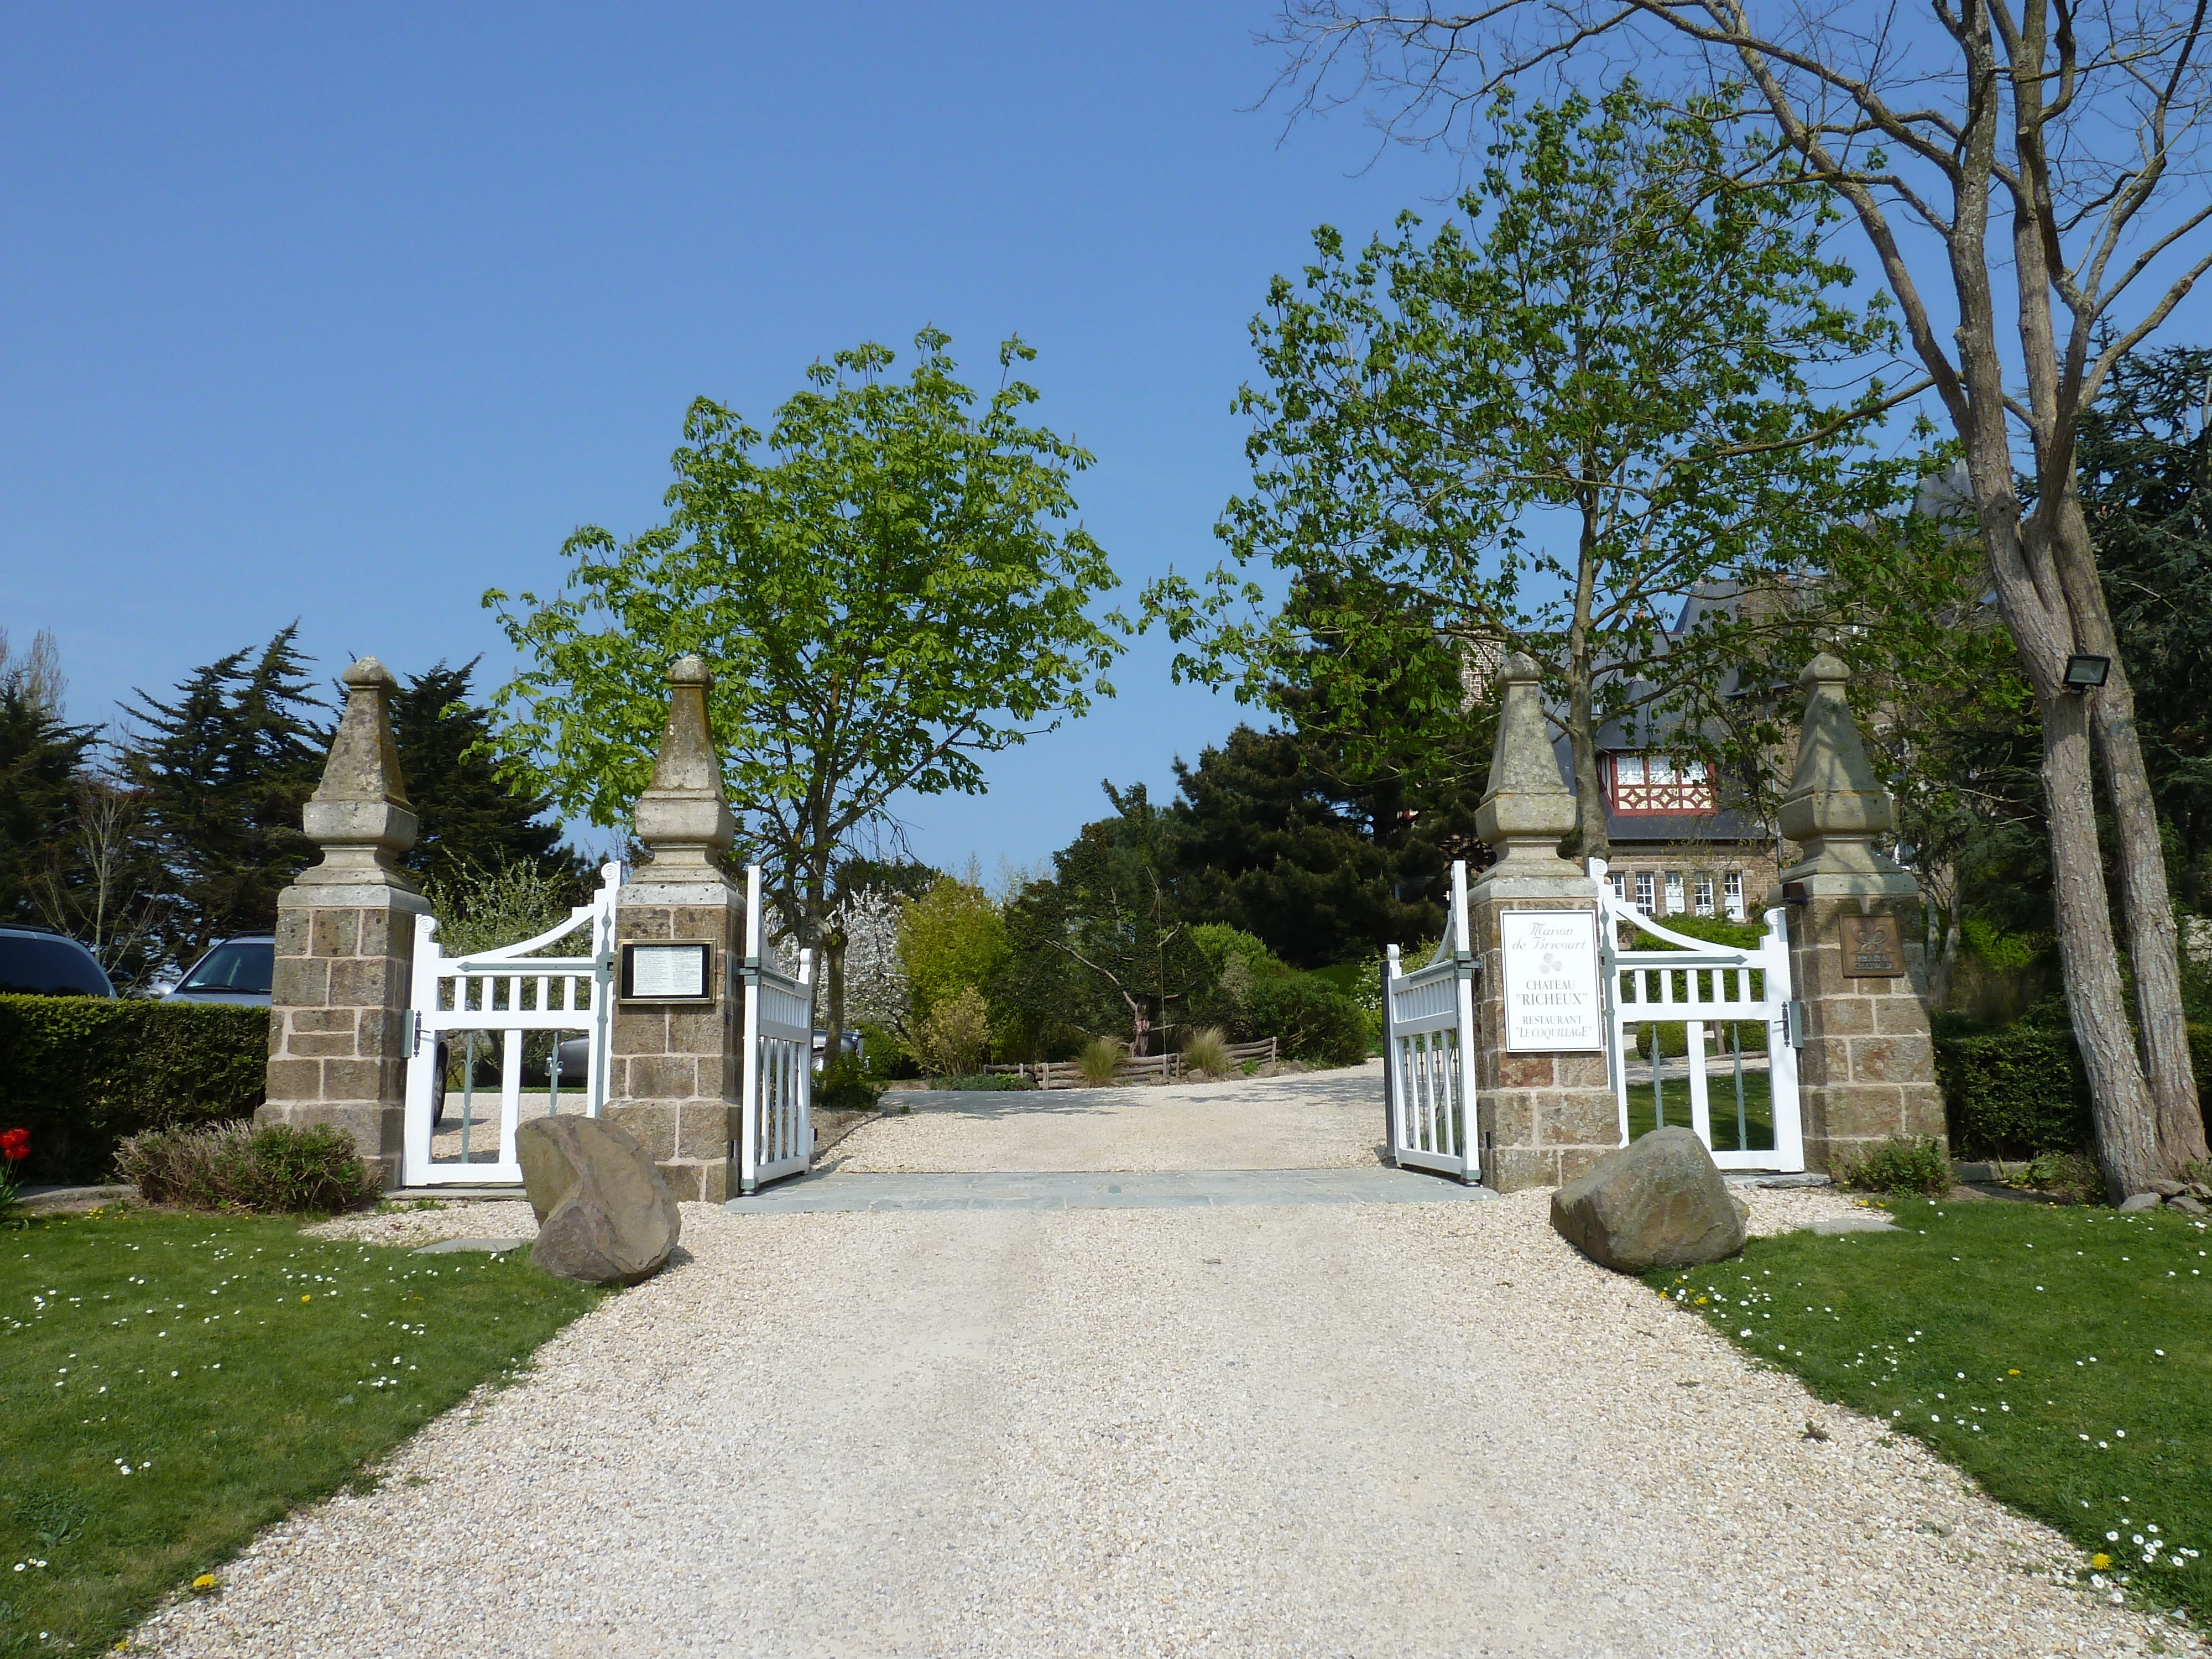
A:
[1498, 911, 1605, 1052]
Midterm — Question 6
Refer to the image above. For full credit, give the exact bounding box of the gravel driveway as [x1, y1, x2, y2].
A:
[825, 1061, 1387, 1173]
[157, 1073, 2189, 1657]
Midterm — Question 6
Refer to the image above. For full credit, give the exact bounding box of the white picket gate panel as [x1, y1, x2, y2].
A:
[1588, 858, 1803, 1172]
[401, 863, 622, 1187]
[738, 865, 815, 1194]
[1384, 860, 1479, 1182]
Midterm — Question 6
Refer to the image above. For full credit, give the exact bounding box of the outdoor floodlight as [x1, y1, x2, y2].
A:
[2063, 653, 2111, 692]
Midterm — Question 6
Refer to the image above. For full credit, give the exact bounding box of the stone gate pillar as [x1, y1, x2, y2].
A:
[261, 658, 427, 1190]
[603, 656, 749, 1203]
[1770, 654, 1947, 1173]
[1470, 653, 1619, 1192]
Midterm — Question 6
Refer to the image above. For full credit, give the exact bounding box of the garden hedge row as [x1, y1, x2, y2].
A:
[1935, 1022, 2212, 1159]
[0, 995, 268, 1184]
[1241, 974, 1370, 1067]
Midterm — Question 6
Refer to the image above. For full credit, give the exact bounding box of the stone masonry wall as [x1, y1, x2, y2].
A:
[603, 886, 745, 1203]
[262, 888, 426, 1190]
[1791, 894, 1948, 1174]
[1471, 892, 1620, 1193]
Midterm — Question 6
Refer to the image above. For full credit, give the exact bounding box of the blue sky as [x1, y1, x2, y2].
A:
[1, 2, 1445, 877]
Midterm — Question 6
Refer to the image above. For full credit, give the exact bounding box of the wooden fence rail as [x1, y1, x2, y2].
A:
[983, 1036, 1279, 1091]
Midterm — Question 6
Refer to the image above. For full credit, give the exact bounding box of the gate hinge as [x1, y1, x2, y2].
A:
[1783, 1000, 1808, 1049]
[401, 1010, 421, 1057]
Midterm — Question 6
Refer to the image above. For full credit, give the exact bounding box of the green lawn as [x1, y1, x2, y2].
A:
[1624, 1070, 1775, 1151]
[0, 1206, 601, 1655]
[1651, 1198, 2212, 1623]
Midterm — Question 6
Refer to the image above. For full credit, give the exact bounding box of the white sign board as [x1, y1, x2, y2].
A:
[624, 942, 710, 1001]
[1499, 910, 1604, 1052]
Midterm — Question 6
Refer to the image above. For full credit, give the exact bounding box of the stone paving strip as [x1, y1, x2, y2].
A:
[725, 1166, 1501, 1212]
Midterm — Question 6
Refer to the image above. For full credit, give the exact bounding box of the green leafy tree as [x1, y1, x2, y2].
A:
[486, 330, 1125, 1053]
[1146, 86, 1931, 860]
[122, 627, 327, 968]
[1269, 0, 2212, 1235]
[998, 784, 1213, 1055]
[388, 660, 582, 893]
[894, 873, 1009, 1058]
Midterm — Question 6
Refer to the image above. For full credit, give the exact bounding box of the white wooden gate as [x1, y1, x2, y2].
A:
[738, 865, 814, 1194]
[1588, 858, 1803, 1171]
[1384, 860, 1479, 1182]
[401, 863, 622, 1187]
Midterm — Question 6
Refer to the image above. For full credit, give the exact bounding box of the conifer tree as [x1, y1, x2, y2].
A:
[123, 625, 326, 965]
[0, 682, 99, 926]
[389, 660, 580, 893]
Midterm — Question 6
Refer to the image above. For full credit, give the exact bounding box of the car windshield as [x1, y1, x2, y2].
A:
[0, 934, 113, 997]
[179, 941, 274, 994]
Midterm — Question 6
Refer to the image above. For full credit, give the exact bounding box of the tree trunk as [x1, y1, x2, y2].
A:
[1567, 503, 1609, 862]
[2044, 494, 2208, 1167]
[2038, 676, 2168, 1196]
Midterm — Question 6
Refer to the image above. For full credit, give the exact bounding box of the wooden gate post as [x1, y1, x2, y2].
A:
[1770, 654, 1947, 1175]
[605, 655, 751, 1202]
[261, 658, 428, 1191]
[1469, 653, 1619, 1192]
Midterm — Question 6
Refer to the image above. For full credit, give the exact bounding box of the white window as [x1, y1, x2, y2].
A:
[1724, 871, 1745, 921]
[1608, 872, 1627, 903]
[1634, 872, 1656, 915]
[1664, 871, 1685, 914]
[1694, 874, 1715, 917]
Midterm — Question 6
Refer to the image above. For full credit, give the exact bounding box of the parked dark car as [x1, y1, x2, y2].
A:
[0, 926, 116, 998]
[163, 935, 275, 1006]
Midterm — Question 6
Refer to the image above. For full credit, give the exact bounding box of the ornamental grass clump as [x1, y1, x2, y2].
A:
[116, 1121, 379, 1214]
[1181, 1027, 1232, 1080]
[1839, 1134, 1952, 1197]
[1076, 1036, 1123, 1086]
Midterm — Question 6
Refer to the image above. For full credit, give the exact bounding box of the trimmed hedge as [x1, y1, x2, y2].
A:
[1936, 1022, 2212, 1160]
[0, 996, 268, 1184]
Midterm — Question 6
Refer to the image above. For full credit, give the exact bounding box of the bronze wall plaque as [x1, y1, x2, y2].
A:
[1839, 912, 1905, 978]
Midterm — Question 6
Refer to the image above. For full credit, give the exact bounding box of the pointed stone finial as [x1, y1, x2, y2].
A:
[1774, 653, 1910, 891]
[298, 657, 419, 889]
[632, 655, 735, 879]
[1474, 651, 1579, 877]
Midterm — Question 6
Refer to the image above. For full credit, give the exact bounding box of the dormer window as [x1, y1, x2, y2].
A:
[1608, 752, 1717, 815]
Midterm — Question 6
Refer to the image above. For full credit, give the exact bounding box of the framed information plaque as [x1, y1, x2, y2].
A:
[619, 940, 714, 1004]
[1499, 909, 1605, 1052]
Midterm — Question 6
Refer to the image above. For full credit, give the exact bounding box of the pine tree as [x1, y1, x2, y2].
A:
[122, 625, 327, 966]
[389, 660, 581, 892]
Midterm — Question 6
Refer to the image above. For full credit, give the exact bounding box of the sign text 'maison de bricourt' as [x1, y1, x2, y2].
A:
[1499, 909, 1605, 1052]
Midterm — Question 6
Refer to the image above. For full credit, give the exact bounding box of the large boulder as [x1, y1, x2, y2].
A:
[517, 1116, 681, 1286]
[1550, 1126, 1746, 1272]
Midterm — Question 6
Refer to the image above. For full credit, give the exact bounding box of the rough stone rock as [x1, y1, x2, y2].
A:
[2149, 1178, 2187, 1198]
[1550, 1126, 1746, 1272]
[2169, 1194, 2209, 1217]
[1730, 1192, 1752, 1225]
[2189, 1182, 2212, 1201]
[517, 1116, 681, 1285]
[2117, 1192, 2163, 1213]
